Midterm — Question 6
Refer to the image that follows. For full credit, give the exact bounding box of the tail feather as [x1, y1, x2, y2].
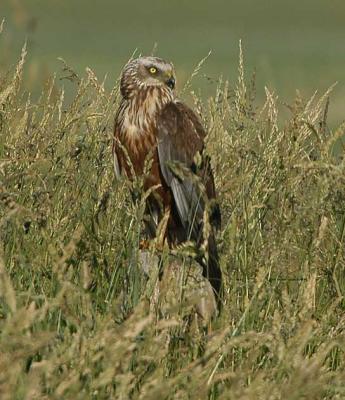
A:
[197, 234, 222, 309]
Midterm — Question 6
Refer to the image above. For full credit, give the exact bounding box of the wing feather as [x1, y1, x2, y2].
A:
[157, 101, 222, 302]
[157, 102, 205, 238]
[156, 101, 219, 240]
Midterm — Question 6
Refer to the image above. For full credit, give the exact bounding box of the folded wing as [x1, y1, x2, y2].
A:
[156, 101, 222, 299]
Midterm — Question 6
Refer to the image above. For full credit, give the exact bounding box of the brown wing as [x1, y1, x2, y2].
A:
[156, 101, 220, 241]
[157, 101, 222, 301]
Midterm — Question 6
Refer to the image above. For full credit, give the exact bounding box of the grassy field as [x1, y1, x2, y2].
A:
[1, 9, 345, 400]
[2, 0, 345, 125]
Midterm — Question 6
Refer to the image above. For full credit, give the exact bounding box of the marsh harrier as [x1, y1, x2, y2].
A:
[113, 56, 222, 303]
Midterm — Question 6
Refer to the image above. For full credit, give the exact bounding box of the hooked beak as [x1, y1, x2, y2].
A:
[165, 76, 175, 90]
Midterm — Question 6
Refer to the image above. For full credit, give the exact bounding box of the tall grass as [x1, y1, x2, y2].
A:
[1, 34, 345, 399]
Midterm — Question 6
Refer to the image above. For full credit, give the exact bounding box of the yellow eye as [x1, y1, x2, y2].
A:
[149, 67, 157, 74]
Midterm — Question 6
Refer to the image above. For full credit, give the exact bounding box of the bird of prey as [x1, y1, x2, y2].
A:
[113, 56, 222, 304]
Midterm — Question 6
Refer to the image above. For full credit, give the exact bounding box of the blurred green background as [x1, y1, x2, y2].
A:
[1, 0, 345, 124]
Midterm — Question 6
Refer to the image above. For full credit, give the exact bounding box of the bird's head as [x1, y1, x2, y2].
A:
[120, 56, 176, 98]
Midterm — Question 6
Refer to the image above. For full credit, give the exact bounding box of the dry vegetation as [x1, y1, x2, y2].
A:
[1, 33, 345, 399]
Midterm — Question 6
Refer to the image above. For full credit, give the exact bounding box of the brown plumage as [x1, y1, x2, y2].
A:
[113, 56, 222, 303]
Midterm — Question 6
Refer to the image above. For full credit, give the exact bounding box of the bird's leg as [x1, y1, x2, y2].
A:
[139, 239, 151, 250]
